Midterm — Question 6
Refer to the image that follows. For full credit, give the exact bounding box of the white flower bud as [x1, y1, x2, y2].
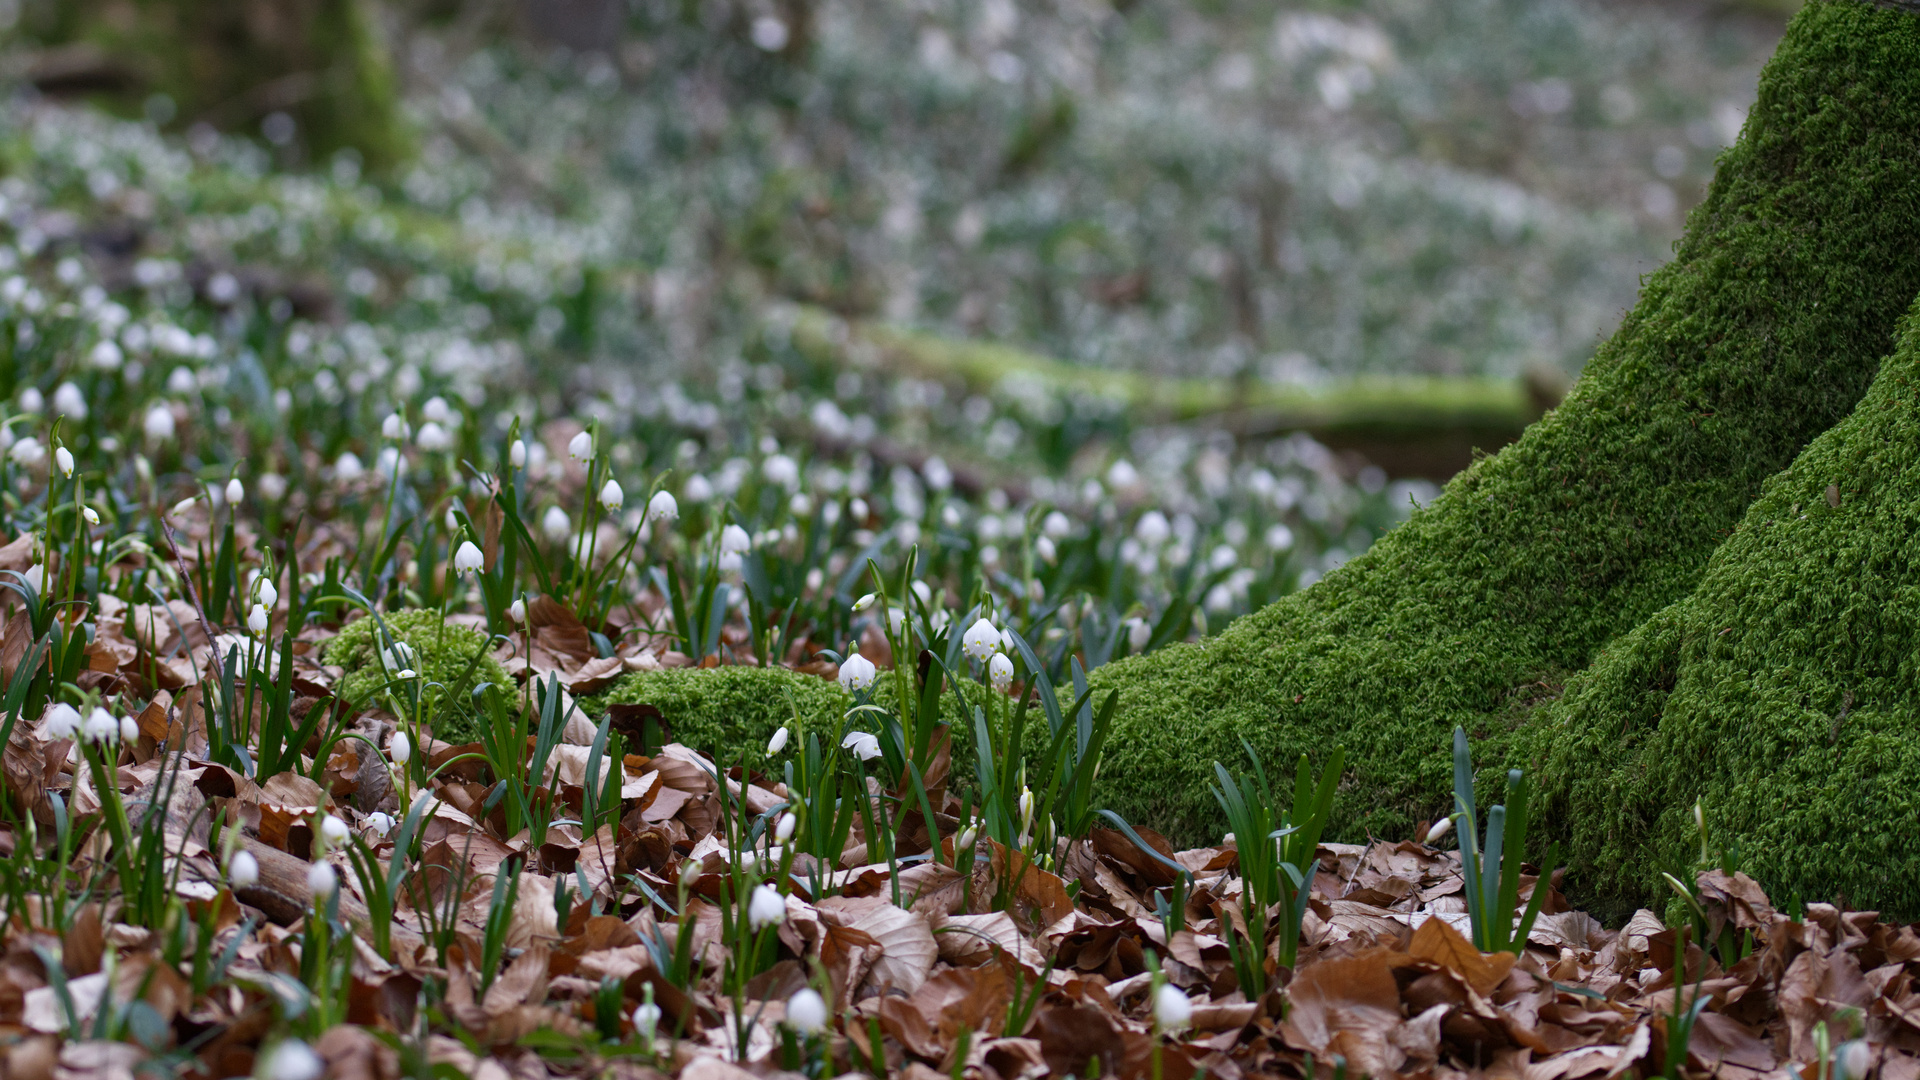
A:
[646, 489, 679, 523]
[388, 730, 413, 764]
[306, 861, 337, 900]
[837, 653, 877, 693]
[225, 477, 244, 504]
[508, 598, 526, 624]
[747, 883, 786, 929]
[568, 430, 592, 462]
[228, 850, 260, 889]
[775, 812, 797, 843]
[962, 618, 999, 662]
[453, 540, 484, 574]
[852, 593, 876, 612]
[366, 812, 395, 838]
[120, 716, 139, 743]
[786, 987, 827, 1035]
[509, 439, 527, 468]
[1424, 817, 1453, 844]
[317, 814, 349, 847]
[542, 506, 571, 542]
[54, 446, 73, 478]
[82, 506, 99, 526]
[766, 726, 790, 755]
[989, 652, 1014, 690]
[599, 478, 623, 511]
[43, 703, 82, 740]
[247, 603, 269, 635]
[82, 706, 118, 744]
[1153, 984, 1192, 1032]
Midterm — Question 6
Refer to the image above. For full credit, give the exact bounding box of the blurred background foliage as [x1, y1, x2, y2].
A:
[1, 0, 1792, 476]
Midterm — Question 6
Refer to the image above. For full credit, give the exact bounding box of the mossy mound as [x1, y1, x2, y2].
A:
[1089, 0, 1920, 849]
[594, 666, 991, 778]
[1523, 297, 1920, 920]
[324, 609, 508, 745]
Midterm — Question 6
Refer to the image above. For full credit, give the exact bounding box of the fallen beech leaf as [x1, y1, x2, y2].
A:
[1410, 912, 1515, 997]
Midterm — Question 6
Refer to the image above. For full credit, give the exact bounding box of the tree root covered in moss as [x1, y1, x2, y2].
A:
[1090, 0, 1920, 854]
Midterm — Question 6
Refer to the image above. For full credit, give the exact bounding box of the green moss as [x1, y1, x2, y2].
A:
[324, 609, 508, 744]
[1524, 297, 1920, 919]
[1090, 0, 1920, 850]
[592, 666, 992, 775]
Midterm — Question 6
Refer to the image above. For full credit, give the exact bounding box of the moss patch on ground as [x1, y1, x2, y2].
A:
[1522, 297, 1920, 920]
[595, 666, 990, 776]
[324, 609, 508, 744]
[1089, 0, 1920, 849]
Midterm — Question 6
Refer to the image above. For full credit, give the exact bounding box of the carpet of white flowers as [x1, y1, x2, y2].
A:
[6, 5, 1906, 1079]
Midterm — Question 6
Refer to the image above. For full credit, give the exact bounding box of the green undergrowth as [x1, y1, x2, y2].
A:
[593, 666, 988, 779]
[323, 609, 509, 744]
[1089, 0, 1920, 849]
[1524, 296, 1920, 921]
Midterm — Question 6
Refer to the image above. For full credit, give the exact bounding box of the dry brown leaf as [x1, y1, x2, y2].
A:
[1409, 912, 1516, 997]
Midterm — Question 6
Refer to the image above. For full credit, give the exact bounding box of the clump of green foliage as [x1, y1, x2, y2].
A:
[594, 666, 990, 774]
[1090, 0, 1920, 849]
[324, 609, 508, 744]
[1524, 296, 1920, 921]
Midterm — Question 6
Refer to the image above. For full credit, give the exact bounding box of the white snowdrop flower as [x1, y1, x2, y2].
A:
[507, 597, 527, 624]
[568, 430, 593, 462]
[1018, 787, 1034, 831]
[365, 812, 395, 839]
[942, 504, 963, 530]
[747, 883, 786, 929]
[751, 15, 790, 50]
[922, 457, 953, 492]
[849, 496, 869, 520]
[51, 382, 85, 420]
[1043, 511, 1071, 539]
[88, 340, 122, 371]
[381, 412, 409, 441]
[1265, 524, 1295, 553]
[306, 861, 338, 900]
[1425, 817, 1453, 844]
[720, 524, 752, 556]
[247, 603, 269, 635]
[838, 652, 877, 693]
[21, 564, 44, 595]
[888, 608, 906, 637]
[841, 730, 881, 761]
[962, 618, 999, 662]
[415, 421, 451, 451]
[453, 540, 484, 574]
[766, 726, 790, 755]
[166, 367, 196, 395]
[789, 492, 813, 518]
[333, 451, 364, 482]
[259, 469, 284, 497]
[717, 550, 742, 574]
[541, 506, 571, 542]
[646, 489, 678, 522]
[1135, 511, 1171, 547]
[955, 823, 978, 850]
[53, 445, 73, 478]
[1127, 617, 1152, 653]
[388, 730, 413, 765]
[1035, 535, 1057, 564]
[1210, 544, 1239, 573]
[396, 668, 418, 681]
[1153, 984, 1192, 1032]
[775, 812, 797, 843]
[684, 474, 714, 503]
[1837, 1040, 1874, 1080]
[43, 703, 82, 740]
[681, 860, 703, 887]
[422, 396, 452, 424]
[509, 439, 527, 468]
[118, 715, 138, 744]
[227, 850, 260, 890]
[82, 506, 100, 526]
[989, 652, 1014, 690]
[8, 436, 45, 466]
[17, 387, 43, 413]
[786, 988, 827, 1034]
[225, 477, 244, 504]
[633, 1001, 662, 1040]
[82, 706, 118, 744]
[599, 478, 623, 511]
[852, 592, 876, 612]
[999, 628, 1016, 653]
[317, 814, 349, 848]
[1108, 459, 1141, 489]
[763, 453, 800, 489]
[1204, 584, 1234, 614]
[253, 577, 279, 611]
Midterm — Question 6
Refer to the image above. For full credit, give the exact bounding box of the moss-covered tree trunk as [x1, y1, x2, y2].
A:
[26, 0, 409, 171]
[1524, 294, 1920, 920]
[1090, 0, 1920, 850]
